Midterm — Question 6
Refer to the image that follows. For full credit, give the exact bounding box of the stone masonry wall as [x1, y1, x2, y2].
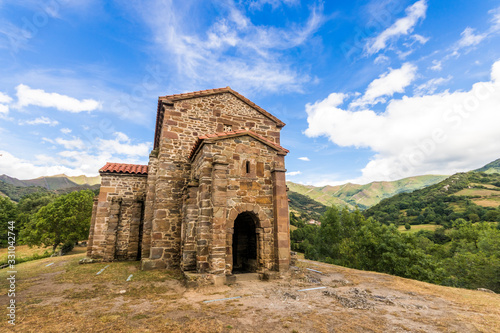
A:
[88, 173, 147, 261]
[147, 93, 284, 269]
[186, 135, 286, 275]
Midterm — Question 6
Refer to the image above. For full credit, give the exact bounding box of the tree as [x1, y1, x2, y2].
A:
[16, 192, 56, 243]
[20, 190, 94, 251]
[0, 197, 18, 246]
[405, 223, 411, 231]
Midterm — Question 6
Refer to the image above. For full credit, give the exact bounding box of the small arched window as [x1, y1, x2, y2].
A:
[246, 161, 251, 174]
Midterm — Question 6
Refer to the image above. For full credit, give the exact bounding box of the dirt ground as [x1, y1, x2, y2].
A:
[1, 249, 499, 333]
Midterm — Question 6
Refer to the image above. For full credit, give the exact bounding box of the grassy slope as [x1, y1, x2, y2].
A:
[67, 175, 101, 186]
[0, 251, 498, 332]
[475, 158, 500, 174]
[288, 175, 448, 210]
[288, 191, 328, 220]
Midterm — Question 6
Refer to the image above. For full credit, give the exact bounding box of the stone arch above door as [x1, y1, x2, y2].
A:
[225, 203, 274, 273]
[226, 204, 271, 230]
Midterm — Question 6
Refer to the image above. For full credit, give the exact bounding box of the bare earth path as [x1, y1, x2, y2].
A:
[1, 249, 499, 332]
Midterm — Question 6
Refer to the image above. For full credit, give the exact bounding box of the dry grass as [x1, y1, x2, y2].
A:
[453, 188, 500, 197]
[0, 251, 499, 333]
[472, 197, 500, 208]
[470, 183, 500, 189]
[0, 245, 52, 263]
[398, 224, 439, 233]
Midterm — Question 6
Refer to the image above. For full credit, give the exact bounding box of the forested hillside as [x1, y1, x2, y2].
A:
[0, 175, 99, 202]
[287, 175, 447, 210]
[364, 171, 500, 226]
[288, 191, 328, 221]
[291, 205, 500, 293]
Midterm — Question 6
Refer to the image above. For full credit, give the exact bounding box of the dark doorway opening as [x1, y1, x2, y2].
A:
[232, 212, 257, 273]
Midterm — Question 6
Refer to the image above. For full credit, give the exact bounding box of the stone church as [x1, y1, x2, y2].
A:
[86, 87, 290, 279]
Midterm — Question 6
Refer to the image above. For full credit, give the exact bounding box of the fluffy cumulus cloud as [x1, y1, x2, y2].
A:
[14, 84, 101, 112]
[365, 0, 427, 55]
[351, 63, 417, 107]
[298, 157, 310, 161]
[0, 91, 12, 104]
[305, 60, 500, 184]
[286, 171, 301, 176]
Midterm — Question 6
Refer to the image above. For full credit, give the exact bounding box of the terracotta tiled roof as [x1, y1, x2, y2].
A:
[99, 162, 148, 175]
[154, 87, 286, 149]
[189, 130, 289, 160]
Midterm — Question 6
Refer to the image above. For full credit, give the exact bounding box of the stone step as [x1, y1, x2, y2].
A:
[233, 273, 260, 282]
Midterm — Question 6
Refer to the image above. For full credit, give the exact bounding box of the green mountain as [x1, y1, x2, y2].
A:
[364, 171, 500, 226]
[0, 174, 100, 190]
[0, 174, 100, 202]
[288, 191, 328, 221]
[475, 158, 500, 174]
[0, 182, 52, 202]
[287, 175, 448, 210]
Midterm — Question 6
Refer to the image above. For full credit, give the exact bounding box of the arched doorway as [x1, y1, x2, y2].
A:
[232, 212, 258, 273]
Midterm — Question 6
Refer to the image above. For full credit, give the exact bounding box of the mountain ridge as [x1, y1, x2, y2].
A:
[0, 174, 100, 202]
[288, 174, 448, 210]
[475, 158, 500, 174]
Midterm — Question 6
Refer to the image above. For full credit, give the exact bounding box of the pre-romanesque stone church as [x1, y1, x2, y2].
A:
[87, 87, 290, 280]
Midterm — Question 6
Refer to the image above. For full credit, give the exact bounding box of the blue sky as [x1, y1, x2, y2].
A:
[1, 0, 500, 185]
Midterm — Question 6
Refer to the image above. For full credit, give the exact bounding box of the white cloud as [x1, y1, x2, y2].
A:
[374, 55, 389, 65]
[136, 0, 325, 94]
[0, 148, 147, 179]
[0, 103, 8, 116]
[450, 8, 500, 55]
[414, 76, 452, 96]
[19, 116, 59, 126]
[305, 60, 500, 184]
[351, 63, 417, 107]
[55, 137, 86, 150]
[60, 128, 72, 134]
[490, 7, 500, 31]
[430, 60, 442, 71]
[365, 0, 427, 55]
[298, 157, 310, 161]
[96, 132, 151, 157]
[411, 34, 429, 44]
[0, 92, 12, 104]
[0, 150, 83, 179]
[0, 91, 12, 117]
[248, 0, 298, 10]
[286, 171, 301, 176]
[457, 27, 486, 49]
[14, 84, 101, 112]
[2, 131, 152, 178]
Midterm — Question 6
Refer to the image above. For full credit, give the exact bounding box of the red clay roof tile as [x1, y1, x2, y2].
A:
[99, 162, 148, 175]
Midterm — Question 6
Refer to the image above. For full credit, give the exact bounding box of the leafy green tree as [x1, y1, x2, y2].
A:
[405, 223, 411, 230]
[0, 197, 18, 246]
[16, 192, 56, 242]
[20, 190, 94, 251]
